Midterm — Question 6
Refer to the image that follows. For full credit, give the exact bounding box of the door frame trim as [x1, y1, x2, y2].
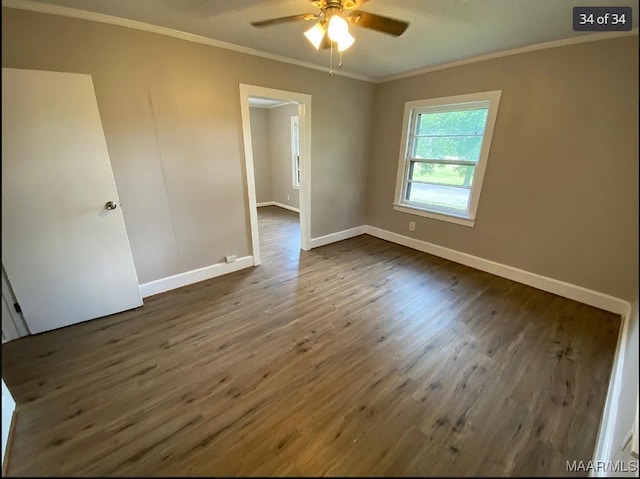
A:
[238, 84, 312, 264]
[1, 267, 29, 341]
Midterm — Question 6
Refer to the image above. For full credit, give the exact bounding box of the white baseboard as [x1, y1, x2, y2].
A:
[273, 202, 299, 213]
[310, 226, 366, 249]
[591, 303, 635, 476]
[364, 225, 630, 316]
[139, 256, 254, 298]
[257, 201, 300, 213]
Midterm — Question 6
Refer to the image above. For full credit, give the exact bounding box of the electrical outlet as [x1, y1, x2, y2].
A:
[409, 221, 416, 231]
[225, 255, 237, 264]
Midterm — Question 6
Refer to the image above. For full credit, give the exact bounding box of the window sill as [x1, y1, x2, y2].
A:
[292, 185, 300, 190]
[393, 203, 475, 227]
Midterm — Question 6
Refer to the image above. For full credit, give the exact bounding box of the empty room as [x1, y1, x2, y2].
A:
[249, 94, 306, 263]
[1, 0, 638, 477]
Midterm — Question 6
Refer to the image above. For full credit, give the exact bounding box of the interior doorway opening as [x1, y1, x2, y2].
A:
[249, 97, 301, 261]
[239, 85, 311, 266]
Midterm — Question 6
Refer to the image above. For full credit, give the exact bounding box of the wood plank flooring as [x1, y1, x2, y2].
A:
[2, 206, 620, 476]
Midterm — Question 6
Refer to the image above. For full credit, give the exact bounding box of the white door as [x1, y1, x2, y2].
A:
[1, 68, 143, 335]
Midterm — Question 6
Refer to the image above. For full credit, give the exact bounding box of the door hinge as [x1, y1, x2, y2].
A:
[14, 302, 22, 313]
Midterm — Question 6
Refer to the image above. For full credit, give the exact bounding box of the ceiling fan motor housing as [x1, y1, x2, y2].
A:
[311, 0, 362, 12]
[251, 0, 408, 43]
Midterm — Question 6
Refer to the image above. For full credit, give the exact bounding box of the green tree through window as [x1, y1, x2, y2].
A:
[396, 90, 501, 222]
[413, 109, 488, 187]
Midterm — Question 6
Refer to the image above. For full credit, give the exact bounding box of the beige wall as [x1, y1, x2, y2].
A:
[249, 104, 300, 209]
[249, 107, 273, 204]
[269, 104, 300, 210]
[1, 7, 373, 283]
[2, 7, 636, 303]
[367, 37, 639, 301]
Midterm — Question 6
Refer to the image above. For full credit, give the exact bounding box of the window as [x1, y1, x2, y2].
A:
[394, 91, 501, 227]
[291, 115, 300, 188]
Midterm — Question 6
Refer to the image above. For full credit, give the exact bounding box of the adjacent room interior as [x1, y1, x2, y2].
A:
[249, 95, 303, 257]
[1, 0, 638, 476]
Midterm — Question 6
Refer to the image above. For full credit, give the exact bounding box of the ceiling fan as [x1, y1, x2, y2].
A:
[251, 0, 409, 53]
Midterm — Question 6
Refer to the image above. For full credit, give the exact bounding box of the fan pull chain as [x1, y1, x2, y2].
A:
[329, 41, 333, 76]
[339, 50, 343, 69]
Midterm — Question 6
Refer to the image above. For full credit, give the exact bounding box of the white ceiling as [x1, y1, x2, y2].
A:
[248, 97, 292, 108]
[8, 0, 640, 80]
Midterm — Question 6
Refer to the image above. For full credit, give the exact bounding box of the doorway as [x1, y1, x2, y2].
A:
[239, 85, 311, 265]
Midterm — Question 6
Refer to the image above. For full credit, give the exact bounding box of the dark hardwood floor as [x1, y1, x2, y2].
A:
[2, 205, 620, 476]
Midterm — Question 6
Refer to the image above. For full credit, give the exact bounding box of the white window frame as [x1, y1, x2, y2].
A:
[393, 90, 502, 227]
[291, 115, 300, 189]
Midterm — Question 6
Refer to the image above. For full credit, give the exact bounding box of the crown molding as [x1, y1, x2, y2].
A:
[1, 0, 375, 83]
[375, 28, 639, 83]
[3, 0, 637, 85]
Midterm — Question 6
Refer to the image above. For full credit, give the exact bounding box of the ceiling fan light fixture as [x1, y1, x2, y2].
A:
[337, 30, 355, 52]
[250, 1, 410, 75]
[304, 21, 326, 50]
[327, 14, 349, 42]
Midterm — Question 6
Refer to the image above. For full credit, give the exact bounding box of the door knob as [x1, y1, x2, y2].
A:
[105, 201, 118, 211]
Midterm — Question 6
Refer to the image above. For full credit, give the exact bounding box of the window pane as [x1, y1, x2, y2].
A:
[416, 109, 488, 136]
[292, 122, 299, 155]
[413, 136, 484, 162]
[406, 183, 470, 211]
[410, 163, 475, 187]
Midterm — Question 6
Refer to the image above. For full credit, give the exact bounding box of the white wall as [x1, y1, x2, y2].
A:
[2, 379, 16, 468]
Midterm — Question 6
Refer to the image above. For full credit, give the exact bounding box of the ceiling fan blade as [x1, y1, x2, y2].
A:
[251, 13, 318, 28]
[347, 11, 409, 36]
